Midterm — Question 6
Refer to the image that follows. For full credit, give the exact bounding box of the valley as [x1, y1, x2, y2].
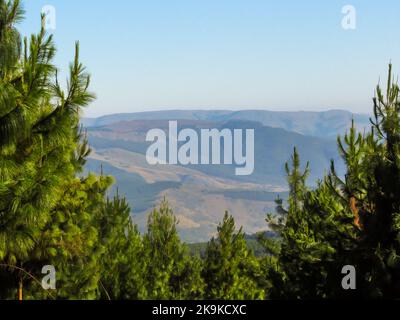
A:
[83, 109, 366, 242]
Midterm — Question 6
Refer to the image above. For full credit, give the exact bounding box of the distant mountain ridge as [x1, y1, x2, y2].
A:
[80, 110, 362, 242]
[86, 119, 345, 186]
[82, 109, 370, 138]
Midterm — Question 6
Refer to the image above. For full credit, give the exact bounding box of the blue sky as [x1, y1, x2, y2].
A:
[18, 0, 400, 117]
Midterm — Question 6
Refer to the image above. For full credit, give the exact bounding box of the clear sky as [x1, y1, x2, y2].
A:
[18, 0, 400, 117]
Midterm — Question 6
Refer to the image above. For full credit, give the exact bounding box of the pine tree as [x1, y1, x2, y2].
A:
[351, 64, 400, 298]
[99, 194, 146, 300]
[268, 65, 400, 299]
[267, 148, 358, 299]
[142, 199, 204, 300]
[325, 64, 400, 298]
[202, 212, 265, 300]
[0, 0, 97, 299]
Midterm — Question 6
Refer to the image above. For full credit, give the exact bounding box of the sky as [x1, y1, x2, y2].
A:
[18, 0, 400, 117]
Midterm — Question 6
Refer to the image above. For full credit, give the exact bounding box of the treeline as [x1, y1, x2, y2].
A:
[1, 0, 400, 300]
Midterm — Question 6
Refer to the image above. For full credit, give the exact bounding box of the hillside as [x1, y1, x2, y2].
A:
[82, 109, 370, 138]
[81, 111, 358, 242]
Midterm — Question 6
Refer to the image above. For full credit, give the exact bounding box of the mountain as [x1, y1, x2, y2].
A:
[82, 109, 370, 138]
[81, 110, 363, 242]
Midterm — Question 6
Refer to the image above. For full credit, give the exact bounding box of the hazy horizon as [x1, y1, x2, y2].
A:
[83, 107, 371, 119]
[18, 0, 400, 118]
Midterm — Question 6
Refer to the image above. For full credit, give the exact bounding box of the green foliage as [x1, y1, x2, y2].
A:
[143, 199, 204, 299]
[4, 0, 400, 301]
[202, 212, 265, 300]
[99, 194, 146, 300]
[353, 63, 400, 298]
[27, 175, 114, 300]
[0, 0, 97, 299]
[265, 64, 400, 299]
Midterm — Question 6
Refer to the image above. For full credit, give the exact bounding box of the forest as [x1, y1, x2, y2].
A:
[1, 0, 400, 300]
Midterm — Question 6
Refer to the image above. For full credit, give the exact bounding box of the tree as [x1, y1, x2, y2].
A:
[0, 0, 97, 299]
[266, 148, 358, 299]
[19, 174, 113, 300]
[142, 200, 204, 300]
[99, 193, 146, 300]
[268, 65, 400, 299]
[351, 64, 400, 298]
[203, 212, 265, 300]
[326, 64, 400, 298]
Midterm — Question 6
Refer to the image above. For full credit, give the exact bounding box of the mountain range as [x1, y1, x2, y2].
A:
[82, 109, 370, 242]
[82, 109, 370, 138]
